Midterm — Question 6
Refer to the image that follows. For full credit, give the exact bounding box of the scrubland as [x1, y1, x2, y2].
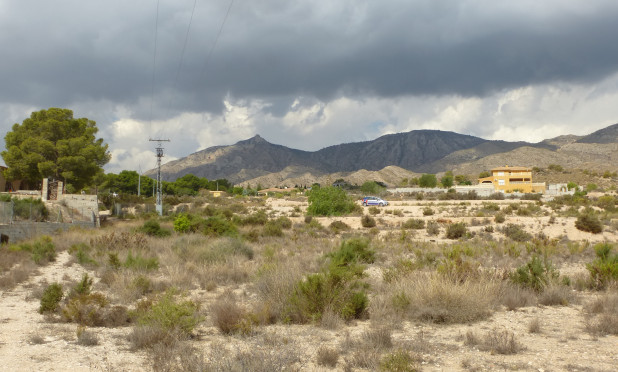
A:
[0, 191, 617, 371]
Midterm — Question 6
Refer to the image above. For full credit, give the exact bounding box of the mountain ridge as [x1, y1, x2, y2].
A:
[149, 123, 618, 185]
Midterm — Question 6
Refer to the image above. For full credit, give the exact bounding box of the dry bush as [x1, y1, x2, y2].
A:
[320, 307, 344, 330]
[584, 291, 618, 335]
[465, 328, 524, 354]
[150, 339, 208, 372]
[0, 261, 38, 290]
[362, 326, 393, 349]
[253, 261, 304, 321]
[205, 342, 301, 372]
[538, 284, 577, 306]
[379, 273, 499, 323]
[76, 326, 99, 346]
[528, 318, 542, 333]
[210, 296, 251, 335]
[316, 346, 340, 367]
[61, 292, 130, 327]
[27, 332, 46, 345]
[379, 349, 421, 372]
[499, 283, 538, 310]
[128, 325, 179, 350]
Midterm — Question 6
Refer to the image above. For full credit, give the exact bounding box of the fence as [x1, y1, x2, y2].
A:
[0, 200, 97, 224]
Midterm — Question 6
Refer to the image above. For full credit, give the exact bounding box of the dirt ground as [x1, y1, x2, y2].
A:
[0, 197, 616, 371]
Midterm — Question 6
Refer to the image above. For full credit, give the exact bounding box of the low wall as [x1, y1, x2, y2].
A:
[0, 221, 96, 244]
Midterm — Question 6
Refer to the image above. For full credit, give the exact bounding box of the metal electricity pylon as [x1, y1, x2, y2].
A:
[149, 138, 170, 215]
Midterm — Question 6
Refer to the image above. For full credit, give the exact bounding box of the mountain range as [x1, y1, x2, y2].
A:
[149, 123, 618, 187]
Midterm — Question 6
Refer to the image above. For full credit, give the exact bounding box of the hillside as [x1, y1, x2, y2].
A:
[148, 123, 618, 187]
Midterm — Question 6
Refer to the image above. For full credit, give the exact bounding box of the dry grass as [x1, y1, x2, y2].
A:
[465, 328, 524, 354]
[584, 291, 618, 335]
[316, 345, 340, 367]
[377, 272, 499, 323]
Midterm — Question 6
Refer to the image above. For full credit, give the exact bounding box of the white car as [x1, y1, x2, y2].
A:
[362, 196, 388, 207]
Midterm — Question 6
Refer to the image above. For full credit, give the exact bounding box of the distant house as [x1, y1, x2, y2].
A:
[478, 166, 545, 193]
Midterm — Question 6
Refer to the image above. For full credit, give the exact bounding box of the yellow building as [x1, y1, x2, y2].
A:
[478, 166, 545, 193]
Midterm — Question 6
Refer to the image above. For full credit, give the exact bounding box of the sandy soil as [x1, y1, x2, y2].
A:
[0, 197, 616, 371]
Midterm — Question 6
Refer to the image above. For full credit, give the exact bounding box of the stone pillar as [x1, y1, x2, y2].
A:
[41, 178, 49, 201]
[57, 181, 63, 199]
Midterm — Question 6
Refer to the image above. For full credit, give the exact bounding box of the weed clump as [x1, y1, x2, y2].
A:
[39, 283, 63, 313]
[134, 290, 202, 336]
[445, 222, 467, 239]
[138, 219, 171, 237]
[575, 213, 603, 234]
[286, 238, 374, 323]
[10, 236, 56, 264]
[361, 215, 376, 228]
[403, 218, 425, 230]
[511, 255, 558, 292]
[587, 243, 618, 289]
[502, 224, 532, 242]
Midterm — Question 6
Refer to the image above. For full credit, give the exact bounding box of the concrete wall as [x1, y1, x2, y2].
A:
[0, 221, 96, 244]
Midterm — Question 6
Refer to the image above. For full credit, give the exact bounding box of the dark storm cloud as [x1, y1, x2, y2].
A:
[3, 0, 618, 121]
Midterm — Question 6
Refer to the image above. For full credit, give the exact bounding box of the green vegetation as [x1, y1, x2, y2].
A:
[138, 219, 171, 237]
[10, 236, 56, 264]
[1, 108, 110, 191]
[511, 255, 558, 292]
[286, 238, 374, 322]
[307, 186, 356, 216]
[587, 243, 618, 289]
[418, 174, 437, 188]
[575, 213, 603, 234]
[361, 181, 386, 195]
[39, 283, 63, 313]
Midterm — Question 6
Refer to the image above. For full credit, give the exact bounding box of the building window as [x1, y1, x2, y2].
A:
[498, 179, 505, 186]
[497, 172, 504, 176]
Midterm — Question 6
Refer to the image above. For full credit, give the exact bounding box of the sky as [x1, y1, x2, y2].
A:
[2, 0, 618, 173]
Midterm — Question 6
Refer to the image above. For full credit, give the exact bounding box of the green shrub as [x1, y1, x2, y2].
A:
[502, 224, 532, 242]
[69, 243, 96, 266]
[494, 212, 506, 223]
[10, 236, 56, 264]
[138, 219, 171, 237]
[587, 243, 618, 289]
[173, 213, 192, 233]
[124, 251, 159, 271]
[511, 255, 558, 292]
[274, 216, 293, 229]
[307, 186, 356, 216]
[202, 216, 238, 237]
[422, 207, 434, 216]
[72, 273, 93, 296]
[262, 220, 284, 237]
[361, 215, 376, 228]
[61, 292, 109, 325]
[380, 349, 419, 372]
[575, 214, 603, 234]
[286, 238, 373, 322]
[426, 221, 440, 236]
[329, 220, 350, 233]
[403, 218, 425, 230]
[445, 222, 467, 239]
[241, 210, 268, 225]
[368, 206, 381, 215]
[361, 181, 386, 195]
[39, 283, 63, 313]
[135, 290, 202, 335]
[328, 238, 375, 267]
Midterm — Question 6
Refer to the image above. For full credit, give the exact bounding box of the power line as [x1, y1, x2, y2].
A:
[148, 0, 161, 134]
[200, 0, 234, 78]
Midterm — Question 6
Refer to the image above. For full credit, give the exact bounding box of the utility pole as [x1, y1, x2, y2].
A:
[149, 138, 170, 215]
